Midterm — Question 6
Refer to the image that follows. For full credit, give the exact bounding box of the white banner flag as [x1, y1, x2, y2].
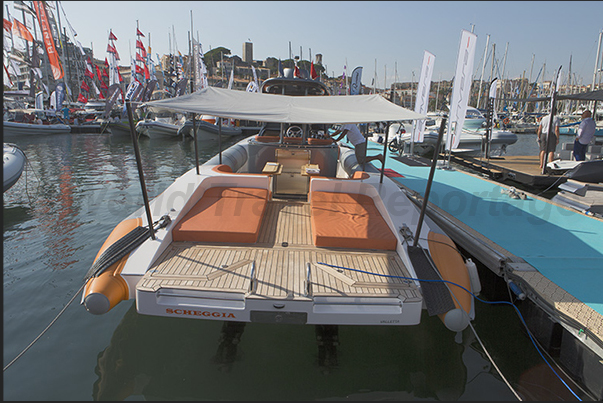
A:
[489, 78, 498, 122]
[228, 68, 234, 90]
[411, 51, 435, 143]
[446, 30, 478, 151]
[350, 66, 363, 95]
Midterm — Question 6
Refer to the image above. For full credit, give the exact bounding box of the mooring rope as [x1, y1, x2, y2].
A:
[317, 236, 583, 401]
[3, 282, 86, 372]
[4, 215, 171, 372]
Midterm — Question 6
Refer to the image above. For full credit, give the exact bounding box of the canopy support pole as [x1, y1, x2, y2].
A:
[125, 100, 155, 240]
[218, 117, 222, 164]
[192, 114, 199, 174]
[413, 116, 446, 248]
[380, 122, 390, 184]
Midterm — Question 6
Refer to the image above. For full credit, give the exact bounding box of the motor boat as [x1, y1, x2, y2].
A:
[82, 80, 478, 335]
[3, 108, 71, 136]
[177, 115, 243, 140]
[4, 143, 26, 192]
[135, 112, 184, 138]
[389, 108, 518, 157]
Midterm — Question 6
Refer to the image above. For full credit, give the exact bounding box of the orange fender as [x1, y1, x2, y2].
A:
[83, 218, 142, 315]
[428, 231, 473, 332]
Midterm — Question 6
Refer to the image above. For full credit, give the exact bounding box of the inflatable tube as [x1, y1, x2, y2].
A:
[205, 143, 248, 173]
[4, 144, 26, 192]
[427, 231, 473, 332]
[83, 218, 142, 314]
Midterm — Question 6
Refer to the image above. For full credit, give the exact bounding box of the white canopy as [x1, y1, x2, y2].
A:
[141, 86, 426, 124]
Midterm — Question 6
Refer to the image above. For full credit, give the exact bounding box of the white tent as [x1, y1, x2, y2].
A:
[141, 86, 426, 124]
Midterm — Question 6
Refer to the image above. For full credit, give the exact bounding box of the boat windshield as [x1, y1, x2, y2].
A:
[466, 108, 484, 119]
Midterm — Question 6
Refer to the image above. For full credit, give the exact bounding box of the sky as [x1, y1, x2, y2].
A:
[8, 1, 603, 89]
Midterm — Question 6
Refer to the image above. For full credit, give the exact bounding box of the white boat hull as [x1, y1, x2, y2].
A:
[135, 120, 181, 138]
[4, 143, 26, 192]
[399, 128, 518, 157]
[3, 121, 71, 136]
[83, 136, 474, 330]
[178, 119, 243, 140]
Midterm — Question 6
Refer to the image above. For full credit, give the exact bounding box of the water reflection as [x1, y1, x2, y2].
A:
[92, 306, 470, 401]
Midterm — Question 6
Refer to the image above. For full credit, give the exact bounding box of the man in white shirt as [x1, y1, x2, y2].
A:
[331, 123, 383, 166]
[536, 114, 560, 169]
[573, 110, 596, 161]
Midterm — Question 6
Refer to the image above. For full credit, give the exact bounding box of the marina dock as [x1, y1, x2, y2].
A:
[365, 141, 603, 399]
[446, 154, 569, 188]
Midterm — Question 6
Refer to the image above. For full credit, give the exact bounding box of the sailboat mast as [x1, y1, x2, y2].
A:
[476, 34, 490, 109]
[497, 42, 508, 113]
[373, 58, 377, 94]
[592, 29, 602, 92]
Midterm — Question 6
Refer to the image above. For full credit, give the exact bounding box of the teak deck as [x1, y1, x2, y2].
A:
[138, 200, 421, 301]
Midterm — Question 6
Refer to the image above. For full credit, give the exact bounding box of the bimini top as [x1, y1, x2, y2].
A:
[141, 86, 426, 124]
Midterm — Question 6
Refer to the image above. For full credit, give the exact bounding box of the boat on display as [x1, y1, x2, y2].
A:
[547, 157, 603, 183]
[3, 108, 72, 136]
[178, 115, 243, 140]
[106, 119, 134, 136]
[4, 143, 26, 192]
[135, 112, 184, 138]
[390, 107, 518, 157]
[82, 78, 479, 335]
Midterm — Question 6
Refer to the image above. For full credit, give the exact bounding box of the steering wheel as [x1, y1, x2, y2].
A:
[286, 125, 303, 137]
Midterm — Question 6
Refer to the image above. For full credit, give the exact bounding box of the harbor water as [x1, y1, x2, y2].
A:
[3, 131, 585, 400]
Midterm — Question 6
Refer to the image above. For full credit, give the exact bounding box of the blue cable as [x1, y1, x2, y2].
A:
[316, 261, 583, 401]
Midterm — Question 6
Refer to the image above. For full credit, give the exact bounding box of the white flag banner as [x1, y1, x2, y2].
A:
[251, 65, 259, 89]
[228, 67, 234, 90]
[246, 81, 258, 92]
[411, 51, 435, 143]
[50, 90, 57, 110]
[488, 78, 498, 99]
[489, 78, 498, 122]
[446, 30, 478, 151]
[350, 66, 363, 95]
[35, 91, 44, 109]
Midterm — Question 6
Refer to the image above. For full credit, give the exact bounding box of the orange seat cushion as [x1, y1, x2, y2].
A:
[307, 138, 334, 145]
[255, 135, 280, 143]
[283, 136, 303, 144]
[173, 187, 268, 243]
[310, 191, 397, 250]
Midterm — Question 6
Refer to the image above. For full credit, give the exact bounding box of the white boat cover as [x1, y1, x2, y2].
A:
[142, 86, 426, 124]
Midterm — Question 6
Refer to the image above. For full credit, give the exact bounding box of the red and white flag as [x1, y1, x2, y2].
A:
[12, 17, 33, 42]
[85, 59, 94, 78]
[136, 28, 145, 37]
[107, 43, 119, 60]
[310, 62, 318, 80]
[33, 1, 64, 79]
[109, 30, 117, 41]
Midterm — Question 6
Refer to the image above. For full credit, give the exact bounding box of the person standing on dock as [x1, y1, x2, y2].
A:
[537, 113, 560, 169]
[573, 110, 596, 161]
[330, 124, 384, 166]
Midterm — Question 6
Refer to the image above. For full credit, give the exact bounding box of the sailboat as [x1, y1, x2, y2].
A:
[81, 77, 478, 335]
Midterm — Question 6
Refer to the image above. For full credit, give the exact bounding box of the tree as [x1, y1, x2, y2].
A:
[264, 57, 279, 75]
[203, 47, 231, 68]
